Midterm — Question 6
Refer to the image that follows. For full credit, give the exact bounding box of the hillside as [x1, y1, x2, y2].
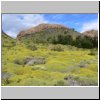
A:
[2, 31, 16, 47]
[17, 23, 80, 44]
[82, 30, 98, 37]
[2, 25, 98, 86]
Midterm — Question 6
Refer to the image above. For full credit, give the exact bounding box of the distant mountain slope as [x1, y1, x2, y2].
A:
[2, 31, 16, 47]
[17, 23, 80, 44]
[82, 30, 98, 37]
[18, 23, 68, 37]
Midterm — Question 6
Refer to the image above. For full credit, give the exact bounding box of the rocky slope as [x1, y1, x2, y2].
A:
[17, 23, 68, 37]
[82, 30, 98, 37]
[17, 23, 80, 44]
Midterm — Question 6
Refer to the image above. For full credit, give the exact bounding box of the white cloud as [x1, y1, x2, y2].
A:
[80, 19, 98, 33]
[2, 14, 48, 38]
[52, 14, 64, 20]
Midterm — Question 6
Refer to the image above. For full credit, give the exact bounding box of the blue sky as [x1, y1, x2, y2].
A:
[2, 14, 98, 38]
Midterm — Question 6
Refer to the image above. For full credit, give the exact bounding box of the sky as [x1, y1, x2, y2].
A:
[2, 14, 98, 38]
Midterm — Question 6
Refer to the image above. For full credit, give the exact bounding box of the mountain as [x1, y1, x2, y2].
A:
[17, 23, 67, 37]
[2, 31, 16, 47]
[17, 23, 80, 44]
[82, 30, 98, 37]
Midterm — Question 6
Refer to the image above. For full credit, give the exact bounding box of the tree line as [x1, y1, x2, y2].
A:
[52, 34, 98, 49]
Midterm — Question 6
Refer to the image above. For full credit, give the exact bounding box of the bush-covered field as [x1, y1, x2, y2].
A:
[2, 43, 98, 86]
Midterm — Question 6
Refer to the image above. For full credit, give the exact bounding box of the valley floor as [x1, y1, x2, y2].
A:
[2, 43, 98, 86]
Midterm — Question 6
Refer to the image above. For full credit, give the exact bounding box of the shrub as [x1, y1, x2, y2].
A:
[74, 35, 98, 49]
[14, 59, 21, 65]
[27, 44, 37, 51]
[88, 49, 98, 56]
[64, 75, 98, 86]
[64, 75, 80, 86]
[13, 67, 25, 75]
[78, 77, 98, 86]
[2, 73, 11, 85]
[53, 35, 73, 45]
[24, 57, 46, 66]
[14, 59, 25, 66]
[48, 44, 64, 51]
[78, 62, 88, 68]
[64, 31, 68, 34]
[54, 80, 65, 86]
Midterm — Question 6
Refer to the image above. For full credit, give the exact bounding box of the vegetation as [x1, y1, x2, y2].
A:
[2, 43, 98, 86]
[2, 32, 16, 48]
[48, 44, 64, 51]
[2, 24, 98, 86]
[51, 34, 98, 49]
[27, 44, 37, 51]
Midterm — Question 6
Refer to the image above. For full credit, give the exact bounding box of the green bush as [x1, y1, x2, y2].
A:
[54, 80, 65, 86]
[48, 44, 64, 51]
[14, 59, 22, 65]
[64, 75, 98, 86]
[88, 49, 98, 56]
[78, 62, 88, 68]
[79, 77, 98, 86]
[14, 59, 25, 66]
[27, 44, 37, 51]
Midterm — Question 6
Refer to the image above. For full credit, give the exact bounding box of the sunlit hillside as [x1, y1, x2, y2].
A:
[2, 24, 98, 86]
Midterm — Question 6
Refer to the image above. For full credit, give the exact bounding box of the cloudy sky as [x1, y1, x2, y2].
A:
[2, 14, 98, 38]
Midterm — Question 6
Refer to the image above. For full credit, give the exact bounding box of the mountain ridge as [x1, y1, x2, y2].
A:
[17, 23, 80, 44]
[17, 23, 69, 38]
[82, 29, 98, 37]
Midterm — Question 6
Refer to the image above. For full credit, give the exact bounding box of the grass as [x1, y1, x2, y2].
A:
[2, 43, 98, 86]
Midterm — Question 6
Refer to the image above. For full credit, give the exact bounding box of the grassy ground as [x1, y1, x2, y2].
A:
[2, 43, 98, 86]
